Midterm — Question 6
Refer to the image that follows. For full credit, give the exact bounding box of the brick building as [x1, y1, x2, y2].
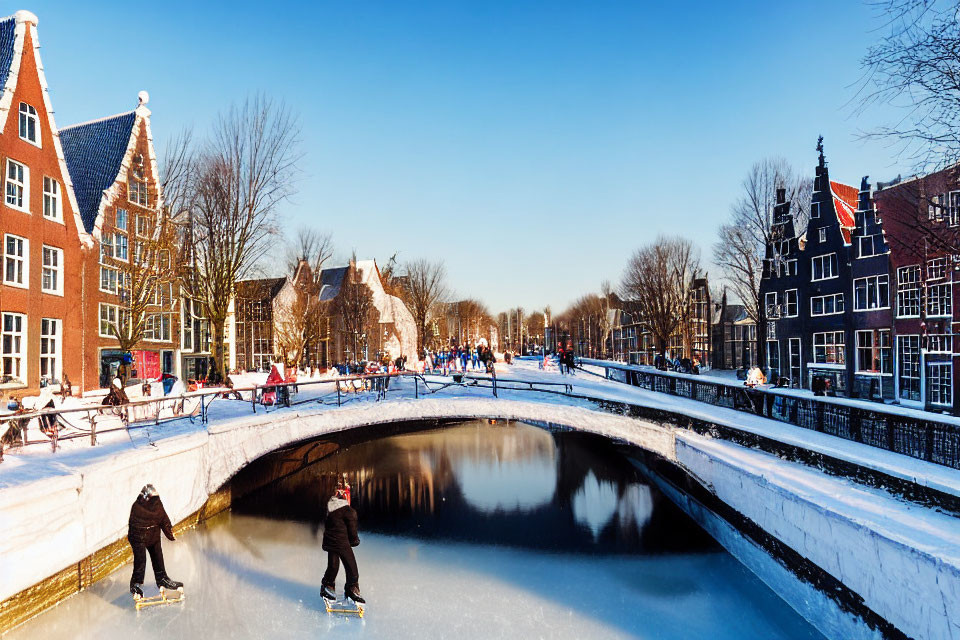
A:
[0, 11, 89, 394]
[60, 94, 179, 387]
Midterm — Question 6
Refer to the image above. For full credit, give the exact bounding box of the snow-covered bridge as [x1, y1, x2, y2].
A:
[1, 361, 959, 639]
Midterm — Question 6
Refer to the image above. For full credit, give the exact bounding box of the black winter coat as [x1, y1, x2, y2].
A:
[127, 495, 174, 546]
[322, 498, 359, 552]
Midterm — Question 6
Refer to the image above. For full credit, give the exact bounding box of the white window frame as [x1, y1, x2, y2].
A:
[818, 228, 826, 243]
[811, 253, 838, 281]
[18, 102, 39, 147]
[116, 208, 128, 232]
[114, 232, 128, 262]
[99, 303, 118, 338]
[897, 265, 921, 318]
[42, 176, 62, 221]
[810, 293, 844, 317]
[41, 245, 63, 296]
[853, 274, 890, 311]
[1, 312, 26, 384]
[5, 159, 28, 213]
[99, 265, 118, 295]
[39, 318, 61, 383]
[950, 191, 960, 227]
[784, 289, 799, 317]
[927, 283, 953, 317]
[3, 234, 28, 289]
[928, 257, 947, 280]
[128, 168, 148, 207]
[765, 291, 779, 318]
[928, 362, 953, 406]
[813, 331, 845, 365]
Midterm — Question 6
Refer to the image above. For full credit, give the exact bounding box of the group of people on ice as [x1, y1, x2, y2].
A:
[423, 343, 496, 375]
[127, 474, 365, 608]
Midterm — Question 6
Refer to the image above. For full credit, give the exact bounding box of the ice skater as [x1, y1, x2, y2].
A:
[127, 484, 183, 599]
[320, 477, 365, 604]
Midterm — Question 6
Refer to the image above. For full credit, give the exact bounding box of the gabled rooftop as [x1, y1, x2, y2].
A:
[830, 180, 858, 244]
[59, 111, 137, 233]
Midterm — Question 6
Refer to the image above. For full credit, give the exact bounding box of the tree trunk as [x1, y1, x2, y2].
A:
[211, 316, 227, 384]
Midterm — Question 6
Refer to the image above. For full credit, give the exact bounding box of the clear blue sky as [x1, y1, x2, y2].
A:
[28, 0, 905, 312]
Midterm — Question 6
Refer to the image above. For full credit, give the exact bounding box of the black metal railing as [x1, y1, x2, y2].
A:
[584, 360, 960, 471]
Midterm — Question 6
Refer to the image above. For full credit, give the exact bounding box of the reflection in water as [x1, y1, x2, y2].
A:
[234, 420, 715, 554]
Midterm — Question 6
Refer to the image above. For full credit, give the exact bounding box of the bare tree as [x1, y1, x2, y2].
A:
[713, 158, 809, 368]
[621, 236, 700, 363]
[859, 0, 960, 167]
[188, 96, 301, 382]
[286, 226, 334, 276]
[402, 259, 449, 352]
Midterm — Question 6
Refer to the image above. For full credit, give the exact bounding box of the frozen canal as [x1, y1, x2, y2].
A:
[8, 421, 824, 639]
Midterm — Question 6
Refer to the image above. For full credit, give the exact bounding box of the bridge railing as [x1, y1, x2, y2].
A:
[0, 369, 575, 460]
[581, 359, 960, 471]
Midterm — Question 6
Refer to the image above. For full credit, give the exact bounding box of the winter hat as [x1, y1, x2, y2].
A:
[140, 484, 158, 500]
[113, 378, 123, 389]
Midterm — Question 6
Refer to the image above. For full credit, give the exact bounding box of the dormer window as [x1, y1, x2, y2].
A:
[18, 103, 39, 146]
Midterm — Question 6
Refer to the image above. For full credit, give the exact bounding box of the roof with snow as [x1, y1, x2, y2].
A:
[59, 111, 137, 233]
[830, 180, 858, 244]
[0, 17, 16, 99]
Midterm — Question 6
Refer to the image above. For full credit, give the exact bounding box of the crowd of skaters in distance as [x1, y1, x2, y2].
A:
[422, 343, 497, 375]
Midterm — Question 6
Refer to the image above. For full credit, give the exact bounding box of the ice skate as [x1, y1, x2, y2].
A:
[130, 583, 143, 600]
[157, 576, 184, 592]
[321, 584, 337, 601]
[345, 585, 366, 604]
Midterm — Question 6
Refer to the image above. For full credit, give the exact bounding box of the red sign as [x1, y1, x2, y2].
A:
[132, 350, 160, 380]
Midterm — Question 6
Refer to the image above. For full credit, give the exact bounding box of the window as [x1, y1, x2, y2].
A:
[950, 192, 960, 227]
[858, 234, 884, 258]
[930, 194, 945, 221]
[117, 272, 131, 303]
[853, 275, 889, 311]
[136, 213, 149, 237]
[144, 313, 172, 342]
[767, 340, 780, 378]
[813, 331, 845, 364]
[784, 289, 798, 317]
[810, 293, 844, 316]
[116, 208, 128, 231]
[898, 335, 921, 401]
[810, 202, 819, 219]
[41, 245, 62, 295]
[928, 257, 947, 280]
[39, 318, 60, 383]
[818, 228, 826, 243]
[928, 334, 953, 354]
[928, 283, 952, 316]
[1, 313, 24, 383]
[856, 330, 874, 372]
[99, 303, 117, 338]
[811, 253, 838, 281]
[785, 259, 797, 277]
[897, 265, 921, 317]
[128, 168, 148, 206]
[115, 233, 128, 261]
[5, 159, 27, 211]
[100, 266, 118, 294]
[929, 363, 953, 406]
[765, 291, 779, 317]
[100, 232, 114, 262]
[42, 177, 60, 220]
[856, 329, 892, 373]
[3, 234, 27, 287]
[18, 103, 38, 145]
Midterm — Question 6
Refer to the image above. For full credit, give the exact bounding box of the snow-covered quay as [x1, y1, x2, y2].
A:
[2, 360, 959, 639]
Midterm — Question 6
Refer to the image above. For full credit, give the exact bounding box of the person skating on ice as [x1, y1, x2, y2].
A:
[320, 476, 364, 604]
[127, 484, 183, 598]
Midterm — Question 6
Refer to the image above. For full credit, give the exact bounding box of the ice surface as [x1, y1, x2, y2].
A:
[5, 512, 824, 640]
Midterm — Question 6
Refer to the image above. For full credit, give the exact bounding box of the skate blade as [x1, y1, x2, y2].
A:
[134, 588, 185, 610]
[324, 600, 364, 617]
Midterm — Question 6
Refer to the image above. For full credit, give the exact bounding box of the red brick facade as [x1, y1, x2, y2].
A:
[0, 14, 87, 395]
